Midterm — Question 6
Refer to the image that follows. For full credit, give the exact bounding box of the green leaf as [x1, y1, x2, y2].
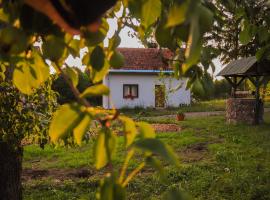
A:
[91, 46, 105, 71]
[97, 175, 126, 200]
[192, 78, 204, 96]
[134, 138, 179, 165]
[183, 14, 202, 72]
[119, 116, 137, 147]
[258, 28, 270, 44]
[80, 84, 110, 98]
[84, 19, 109, 46]
[64, 67, 79, 87]
[0, 26, 28, 54]
[42, 35, 66, 61]
[146, 156, 165, 179]
[13, 52, 49, 94]
[109, 51, 125, 69]
[49, 103, 85, 143]
[198, 4, 213, 34]
[94, 129, 117, 169]
[166, 2, 188, 27]
[174, 24, 189, 42]
[239, 19, 256, 45]
[141, 0, 161, 28]
[128, 0, 144, 19]
[137, 122, 155, 138]
[155, 22, 177, 49]
[108, 34, 121, 50]
[256, 45, 270, 61]
[73, 114, 92, 146]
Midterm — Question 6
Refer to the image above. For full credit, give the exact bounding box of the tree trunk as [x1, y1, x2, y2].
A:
[0, 141, 23, 200]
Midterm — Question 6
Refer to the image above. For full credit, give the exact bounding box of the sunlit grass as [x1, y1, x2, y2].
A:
[23, 113, 270, 200]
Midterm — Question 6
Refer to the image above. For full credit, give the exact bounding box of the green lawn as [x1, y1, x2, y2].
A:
[23, 112, 270, 200]
[121, 99, 270, 118]
[120, 99, 227, 118]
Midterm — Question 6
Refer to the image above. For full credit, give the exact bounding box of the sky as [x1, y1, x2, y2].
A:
[66, 18, 223, 79]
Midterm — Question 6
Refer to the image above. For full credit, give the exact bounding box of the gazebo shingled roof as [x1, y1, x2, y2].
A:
[217, 56, 270, 77]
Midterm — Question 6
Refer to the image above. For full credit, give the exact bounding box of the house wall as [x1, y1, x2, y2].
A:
[103, 73, 190, 109]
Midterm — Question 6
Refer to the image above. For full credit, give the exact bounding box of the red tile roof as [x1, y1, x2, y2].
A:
[116, 48, 174, 70]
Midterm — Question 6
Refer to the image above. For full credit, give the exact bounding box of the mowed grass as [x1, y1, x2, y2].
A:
[121, 99, 270, 118]
[23, 112, 270, 200]
[120, 99, 226, 117]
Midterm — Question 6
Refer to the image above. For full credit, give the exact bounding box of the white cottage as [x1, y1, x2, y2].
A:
[103, 48, 190, 109]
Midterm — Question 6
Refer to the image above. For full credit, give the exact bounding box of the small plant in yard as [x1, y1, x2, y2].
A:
[176, 110, 185, 121]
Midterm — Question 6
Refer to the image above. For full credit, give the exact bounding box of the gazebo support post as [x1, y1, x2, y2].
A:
[225, 76, 246, 98]
[248, 76, 265, 125]
[254, 76, 260, 125]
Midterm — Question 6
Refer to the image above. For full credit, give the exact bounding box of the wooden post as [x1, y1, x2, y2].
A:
[225, 76, 237, 98]
[254, 76, 261, 125]
[233, 77, 237, 97]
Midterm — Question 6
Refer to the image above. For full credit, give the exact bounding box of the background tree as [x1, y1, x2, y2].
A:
[0, 79, 57, 199]
[52, 69, 102, 105]
[206, 0, 270, 63]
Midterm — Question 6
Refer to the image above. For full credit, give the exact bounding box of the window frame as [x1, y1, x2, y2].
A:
[123, 84, 139, 99]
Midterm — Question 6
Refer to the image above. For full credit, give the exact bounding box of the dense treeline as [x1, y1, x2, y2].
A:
[52, 69, 102, 105]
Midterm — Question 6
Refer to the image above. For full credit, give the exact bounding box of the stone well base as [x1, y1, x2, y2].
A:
[226, 98, 264, 125]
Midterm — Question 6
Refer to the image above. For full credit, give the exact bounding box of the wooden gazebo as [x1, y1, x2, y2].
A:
[217, 56, 270, 124]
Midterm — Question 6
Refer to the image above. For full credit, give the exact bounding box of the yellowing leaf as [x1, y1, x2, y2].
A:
[92, 60, 110, 83]
[119, 116, 137, 147]
[64, 67, 79, 87]
[13, 52, 49, 95]
[13, 63, 36, 95]
[73, 114, 92, 146]
[49, 103, 85, 143]
[137, 122, 155, 138]
[166, 2, 188, 27]
[94, 131, 108, 169]
[142, 0, 161, 28]
[80, 84, 110, 98]
[94, 129, 117, 169]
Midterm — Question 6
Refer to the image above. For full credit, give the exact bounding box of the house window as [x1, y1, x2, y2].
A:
[123, 84, 138, 99]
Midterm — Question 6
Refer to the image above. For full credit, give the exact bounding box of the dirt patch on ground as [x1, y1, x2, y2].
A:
[180, 142, 208, 162]
[180, 139, 224, 163]
[151, 123, 181, 132]
[22, 168, 99, 181]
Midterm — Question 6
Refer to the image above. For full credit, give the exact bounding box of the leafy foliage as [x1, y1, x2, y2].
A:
[0, 79, 57, 148]
[2, 0, 269, 199]
[206, 0, 270, 63]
